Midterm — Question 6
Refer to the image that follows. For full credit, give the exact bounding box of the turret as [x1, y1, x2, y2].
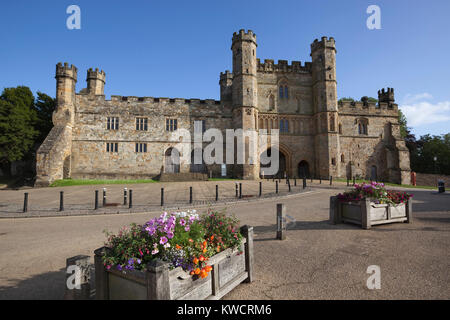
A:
[53, 62, 77, 125]
[219, 70, 233, 102]
[230, 29, 259, 179]
[87, 68, 106, 95]
[378, 88, 395, 106]
[310, 37, 340, 179]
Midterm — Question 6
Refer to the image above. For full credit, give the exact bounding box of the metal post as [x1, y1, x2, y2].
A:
[161, 188, 164, 206]
[294, 178, 297, 187]
[215, 185, 218, 201]
[276, 180, 278, 194]
[123, 188, 127, 205]
[59, 191, 64, 212]
[276, 203, 286, 240]
[239, 183, 242, 199]
[235, 183, 238, 198]
[259, 181, 262, 197]
[102, 188, 106, 206]
[303, 177, 306, 189]
[320, 177, 322, 184]
[94, 190, 98, 210]
[23, 192, 28, 213]
[330, 176, 333, 185]
[128, 189, 133, 208]
[189, 186, 193, 204]
[288, 179, 291, 192]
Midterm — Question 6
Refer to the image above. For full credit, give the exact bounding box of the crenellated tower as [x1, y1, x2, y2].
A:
[53, 62, 78, 125]
[311, 37, 340, 179]
[231, 29, 259, 179]
[87, 68, 106, 95]
[219, 70, 233, 102]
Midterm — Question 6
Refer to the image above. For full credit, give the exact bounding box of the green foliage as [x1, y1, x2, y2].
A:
[411, 134, 450, 175]
[50, 178, 158, 187]
[34, 92, 56, 144]
[367, 97, 378, 103]
[338, 97, 355, 103]
[200, 209, 243, 251]
[0, 87, 38, 164]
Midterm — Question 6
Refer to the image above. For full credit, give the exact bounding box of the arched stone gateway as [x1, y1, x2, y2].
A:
[370, 165, 377, 181]
[298, 160, 310, 178]
[164, 147, 180, 173]
[259, 147, 287, 178]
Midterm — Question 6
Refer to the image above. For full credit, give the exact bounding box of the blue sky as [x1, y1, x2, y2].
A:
[1, 0, 449, 137]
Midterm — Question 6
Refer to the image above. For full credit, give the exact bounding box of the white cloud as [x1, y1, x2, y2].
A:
[401, 93, 433, 105]
[399, 95, 450, 126]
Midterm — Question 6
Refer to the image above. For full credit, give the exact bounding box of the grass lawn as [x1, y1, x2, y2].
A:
[50, 178, 159, 187]
[207, 178, 240, 181]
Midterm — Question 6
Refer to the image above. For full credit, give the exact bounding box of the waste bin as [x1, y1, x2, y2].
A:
[438, 180, 445, 193]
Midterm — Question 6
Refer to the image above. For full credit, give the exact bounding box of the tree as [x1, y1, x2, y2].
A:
[34, 92, 56, 144]
[413, 134, 450, 175]
[0, 87, 38, 175]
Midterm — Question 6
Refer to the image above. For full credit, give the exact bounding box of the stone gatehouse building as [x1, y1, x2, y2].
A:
[35, 29, 411, 186]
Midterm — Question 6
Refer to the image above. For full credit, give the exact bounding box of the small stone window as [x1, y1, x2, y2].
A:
[136, 117, 148, 131]
[107, 117, 119, 130]
[357, 118, 368, 135]
[106, 142, 118, 153]
[166, 118, 178, 131]
[279, 85, 288, 99]
[331, 158, 336, 165]
[341, 154, 345, 163]
[135, 143, 147, 153]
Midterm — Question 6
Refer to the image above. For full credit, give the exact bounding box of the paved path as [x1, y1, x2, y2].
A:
[0, 184, 448, 299]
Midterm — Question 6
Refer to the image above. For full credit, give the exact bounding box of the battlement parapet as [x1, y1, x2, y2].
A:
[257, 58, 312, 73]
[220, 70, 233, 81]
[109, 96, 222, 106]
[87, 68, 106, 82]
[310, 36, 336, 52]
[56, 62, 78, 80]
[232, 29, 257, 46]
[338, 100, 398, 114]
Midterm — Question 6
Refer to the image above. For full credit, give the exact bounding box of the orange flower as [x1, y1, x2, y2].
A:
[205, 265, 212, 272]
[193, 258, 199, 265]
[199, 255, 205, 262]
[210, 235, 214, 241]
[216, 246, 221, 252]
[194, 268, 200, 275]
[190, 271, 194, 275]
[175, 244, 181, 250]
[200, 270, 208, 278]
[203, 247, 207, 254]
[203, 240, 207, 247]
[188, 238, 193, 243]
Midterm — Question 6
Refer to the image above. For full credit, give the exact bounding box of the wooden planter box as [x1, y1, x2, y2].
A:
[329, 197, 412, 229]
[94, 225, 253, 300]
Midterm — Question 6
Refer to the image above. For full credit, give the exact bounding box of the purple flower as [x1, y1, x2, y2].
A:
[137, 259, 141, 264]
[117, 264, 123, 271]
[160, 236, 168, 245]
[184, 225, 190, 232]
[167, 231, 174, 239]
[179, 219, 186, 226]
[128, 258, 134, 265]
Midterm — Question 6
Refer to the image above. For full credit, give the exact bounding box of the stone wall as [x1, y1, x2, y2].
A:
[415, 173, 450, 187]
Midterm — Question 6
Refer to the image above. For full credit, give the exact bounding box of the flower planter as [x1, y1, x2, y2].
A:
[329, 197, 412, 229]
[94, 225, 253, 300]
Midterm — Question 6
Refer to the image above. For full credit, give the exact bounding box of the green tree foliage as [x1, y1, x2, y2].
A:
[412, 134, 450, 175]
[34, 92, 56, 144]
[0, 87, 38, 165]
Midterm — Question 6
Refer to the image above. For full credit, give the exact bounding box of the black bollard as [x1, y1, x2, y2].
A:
[215, 185, 218, 201]
[189, 186, 193, 204]
[330, 176, 333, 186]
[239, 183, 242, 199]
[320, 177, 322, 184]
[235, 183, 238, 198]
[94, 190, 98, 210]
[161, 188, 164, 206]
[123, 188, 127, 205]
[288, 179, 291, 192]
[310, 176, 313, 183]
[102, 188, 106, 206]
[294, 178, 297, 187]
[276, 180, 279, 194]
[129, 189, 133, 208]
[259, 181, 262, 197]
[59, 191, 64, 212]
[23, 192, 28, 213]
[303, 177, 306, 189]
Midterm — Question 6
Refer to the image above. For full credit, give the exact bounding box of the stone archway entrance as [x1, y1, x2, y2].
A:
[298, 160, 310, 178]
[164, 147, 180, 173]
[370, 165, 377, 181]
[260, 147, 287, 178]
